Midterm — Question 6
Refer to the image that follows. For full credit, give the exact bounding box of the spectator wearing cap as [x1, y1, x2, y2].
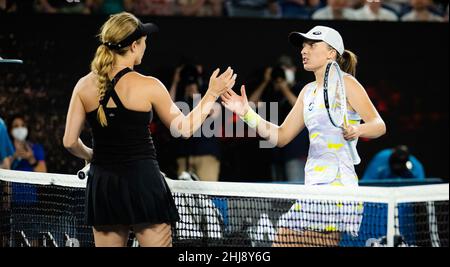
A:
[401, 0, 444, 21]
[311, 0, 358, 20]
[361, 145, 425, 180]
[354, 0, 398, 21]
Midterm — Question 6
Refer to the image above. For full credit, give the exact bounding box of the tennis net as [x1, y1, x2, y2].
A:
[0, 169, 448, 247]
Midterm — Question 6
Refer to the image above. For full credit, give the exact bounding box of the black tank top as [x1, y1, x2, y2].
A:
[86, 68, 157, 164]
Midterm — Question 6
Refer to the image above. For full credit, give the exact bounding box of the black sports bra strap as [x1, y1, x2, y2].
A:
[99, 67, 133, 108]
[109, 89, 125, 109]
[111, 67, 133, 87]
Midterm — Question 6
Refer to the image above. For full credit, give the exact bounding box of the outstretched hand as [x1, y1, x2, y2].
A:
[207, 67, 237, 98]
[220, 85, 250, 117]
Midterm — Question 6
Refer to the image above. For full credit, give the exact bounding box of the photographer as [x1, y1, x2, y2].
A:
[169, 64, 222, 181]
[362, 145, 425, 180]
[248, 63, 308, 183]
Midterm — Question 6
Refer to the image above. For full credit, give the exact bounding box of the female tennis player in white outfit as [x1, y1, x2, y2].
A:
[220, 26, 386, 246]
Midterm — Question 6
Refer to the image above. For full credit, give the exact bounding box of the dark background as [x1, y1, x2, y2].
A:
[0, 14, 448, 181]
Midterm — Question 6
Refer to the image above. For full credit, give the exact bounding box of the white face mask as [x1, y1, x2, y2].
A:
[285, 69, 296, 85]
[12, 127, 28, 141]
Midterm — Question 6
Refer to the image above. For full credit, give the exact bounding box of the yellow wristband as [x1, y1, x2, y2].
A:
[240, 108, 260, 128]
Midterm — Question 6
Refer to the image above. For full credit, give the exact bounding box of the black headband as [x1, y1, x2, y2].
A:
[103, 22, 158, 50]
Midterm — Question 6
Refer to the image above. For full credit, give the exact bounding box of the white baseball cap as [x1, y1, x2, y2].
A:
[289, 26, 344, 55]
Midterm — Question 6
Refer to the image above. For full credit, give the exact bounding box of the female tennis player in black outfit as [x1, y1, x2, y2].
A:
[63, 12, 236, 247]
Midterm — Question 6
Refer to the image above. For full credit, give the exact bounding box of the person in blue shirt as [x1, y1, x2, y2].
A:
[8, 115, 47, 172]
[7, 114, 47, 246]
[362, 145, 425, 180]
[1, 116, 14, 246]
[0, 116, 14, 169]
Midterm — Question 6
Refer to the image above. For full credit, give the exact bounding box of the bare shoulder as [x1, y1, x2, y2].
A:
[343, 75, 364, 90]
[136, 72, 164, 86]
[74, 72, 96, 93]
[129, 72, 167, 93]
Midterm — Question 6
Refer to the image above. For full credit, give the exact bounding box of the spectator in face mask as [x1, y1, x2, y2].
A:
[8, 115, 47, 172]
[277, 55, 298, 88]
[7, 115, 47, 247]
[248, 64, 309, 183]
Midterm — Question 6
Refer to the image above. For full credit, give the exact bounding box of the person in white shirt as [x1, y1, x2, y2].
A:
[401, 0, 444, 21]
[354, 0, 398, 21]
[312, 0, 357, 20]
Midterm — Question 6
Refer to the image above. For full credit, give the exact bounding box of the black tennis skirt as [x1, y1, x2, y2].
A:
[85, 159, 180, 226]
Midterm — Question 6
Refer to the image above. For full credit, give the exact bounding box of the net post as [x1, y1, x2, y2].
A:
[386, 198, 396, 247]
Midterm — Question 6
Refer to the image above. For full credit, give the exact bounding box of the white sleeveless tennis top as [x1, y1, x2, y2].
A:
[302, 78, 361, 186]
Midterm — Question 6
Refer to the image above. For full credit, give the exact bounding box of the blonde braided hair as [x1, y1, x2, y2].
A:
[90, 12, 141, 127]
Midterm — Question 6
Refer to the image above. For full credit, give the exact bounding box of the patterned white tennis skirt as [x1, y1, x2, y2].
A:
[277, 197, 364, 237]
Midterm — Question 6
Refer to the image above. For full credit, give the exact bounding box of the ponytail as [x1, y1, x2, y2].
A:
[89, 12, 141, 127]
[336, 49, 358, 77]
[90, 44, 115, 127]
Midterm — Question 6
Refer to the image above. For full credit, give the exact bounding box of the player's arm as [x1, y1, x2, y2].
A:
[63, 77, 93, 161]
[150, 68, 236, 139]
[263, 87, 306, 147]
[344, 76, 386, 140]
[221, 85, 307, 147]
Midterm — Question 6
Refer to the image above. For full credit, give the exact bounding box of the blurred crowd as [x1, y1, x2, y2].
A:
[0, 67, 79, 174]
[0, 35, 82, 174]
[0, 0, 448, 22]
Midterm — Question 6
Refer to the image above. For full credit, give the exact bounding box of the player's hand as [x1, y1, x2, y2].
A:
[343, 125, 360, 141]
[221, 85, 250, 117]
[207, 67, 237, 98]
